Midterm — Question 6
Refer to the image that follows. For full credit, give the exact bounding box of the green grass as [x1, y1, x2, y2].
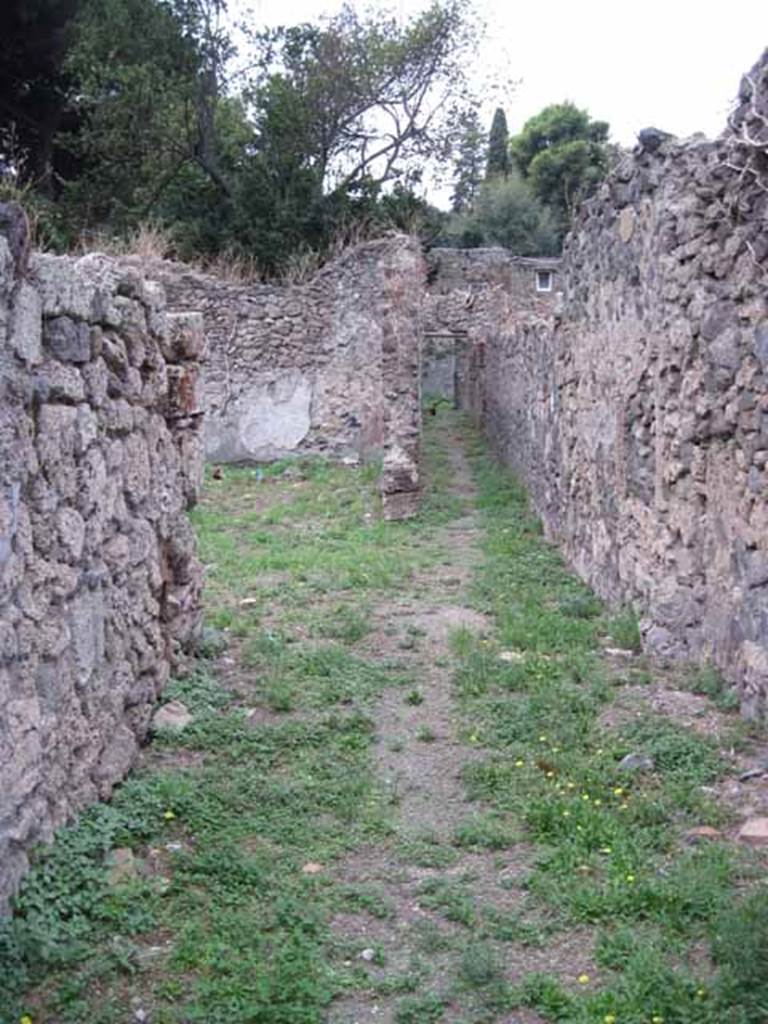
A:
[444, 425, 768, 1024]
[4, 411, 766, 1024]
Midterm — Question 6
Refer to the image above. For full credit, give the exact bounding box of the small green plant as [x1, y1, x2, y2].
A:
[416, 725, 437, 742]
[690, 662, 740, 711]
[454, 812, 520, 850]
[394, 991, 446, 1023]
[405, 689, 424, 705]
[458, 940, 503, 989]
[606, 607, 643, 652]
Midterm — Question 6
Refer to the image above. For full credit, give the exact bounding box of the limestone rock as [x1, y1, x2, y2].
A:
[737, 818, 768, 845]
[105, 847, 139, 887]
[152, 700, 193, 732]
[619, 752, 655, 773]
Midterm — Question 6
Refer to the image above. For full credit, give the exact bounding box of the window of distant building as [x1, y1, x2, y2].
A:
[535, 270, 553, 292]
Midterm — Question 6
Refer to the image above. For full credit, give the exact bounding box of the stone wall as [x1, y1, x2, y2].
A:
[0, 205, 204, 911]
[422, 249, 560, 405]
[473, 50, 768, 716]
[148, 236, 425, 469]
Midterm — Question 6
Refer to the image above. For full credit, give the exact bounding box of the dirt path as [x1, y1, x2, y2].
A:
[327, 435, 553, 1024]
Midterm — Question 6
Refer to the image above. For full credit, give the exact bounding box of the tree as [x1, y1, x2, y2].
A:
[0, 0, 482, 272]
[510, 102, 609, 235]
[486, 106, 509, 178]
[0, 0, 83, 192]
[439, 172, 558, 255]
[449, 108, 485, 212]
[245, 1, 479, 197]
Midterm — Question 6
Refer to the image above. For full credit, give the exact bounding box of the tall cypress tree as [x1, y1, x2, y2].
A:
[486, 107, 509, 179]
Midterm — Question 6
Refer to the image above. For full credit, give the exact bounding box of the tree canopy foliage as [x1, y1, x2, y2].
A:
[486, 106, 509, 178]
[0, 0, 478, 274]
[509, 101, 610, 232]
[438, 99, 610, 255]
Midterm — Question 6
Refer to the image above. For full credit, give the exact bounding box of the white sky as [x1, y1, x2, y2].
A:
[232, 0, 768, 201]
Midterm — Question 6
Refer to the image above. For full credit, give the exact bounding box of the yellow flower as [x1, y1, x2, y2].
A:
[539, 735, 547, 742]
[163, 809, 176, 820]
[515, 759, 525, 767]
[651, 1017, 664, 1024]
[613, 787, 624, 796]
[604, 1016, 616, 1024]
[582, 794, 591, 801]
[562, 810, 571, 817]
[620, 803, 629, 811]
[567, 781, 576, 789]
[546, 771, 555, 778]
[599, 846, 612, 854]
[625, 873, 635, 883]
[469, 733, 478, 742]
[20, 1016, 33, 1024]
[696, 988, 707, 999]
[577, 973, 590, 985]
[593, 798, 602, 806]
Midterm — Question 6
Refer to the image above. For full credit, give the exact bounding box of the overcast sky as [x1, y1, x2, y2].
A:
[233, 0, 767, 201]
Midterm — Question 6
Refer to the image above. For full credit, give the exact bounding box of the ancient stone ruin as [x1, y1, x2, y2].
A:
[1, 48, 767, 912]
[0, 207, 204, 909]
[450, 49, 768, 718]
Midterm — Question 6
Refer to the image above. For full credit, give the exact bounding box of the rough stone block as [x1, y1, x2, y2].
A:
[45, 316, 92, 363]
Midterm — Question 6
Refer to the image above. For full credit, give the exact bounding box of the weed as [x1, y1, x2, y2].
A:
[689, 661, 741, 712]
[419, 878, 476, 926]
[453, 812, 521, 850]
[458, 940, 503, 989]
[404, 689, 424, 705]
[606, 607, 643, 652]
[394, 991, 446, 1023]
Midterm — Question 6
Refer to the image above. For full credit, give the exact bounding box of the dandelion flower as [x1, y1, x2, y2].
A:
[163, 810, 176, 821]
[20, 1016, 33, 1024]
[515, 759, 525, 767]
[577, 973, 590, 985]
[539, 735, 547, 742]
[582, 794, 591, 802]
[562, 810, 571, 817]
[696, 988, 707, 999]
[651, 1017, 664, 1024]
[599, 846, 612, 854]
[603, 1016, 616, 1024]
[613, 787, 624, 796]
[594, 798, 602, 806]
[625, 873, 635, 883]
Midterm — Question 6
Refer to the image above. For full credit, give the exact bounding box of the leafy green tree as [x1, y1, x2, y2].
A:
[509, 102, 609, 235]
[57, 0, 203, 230]
[439, 172, 558, 255]
[245, 2, 479, 194]
[450, 108, 485, 212]
[1, 0, 481, 272]
[486, 107, 509, 179]
[0, 0, 83, 192]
